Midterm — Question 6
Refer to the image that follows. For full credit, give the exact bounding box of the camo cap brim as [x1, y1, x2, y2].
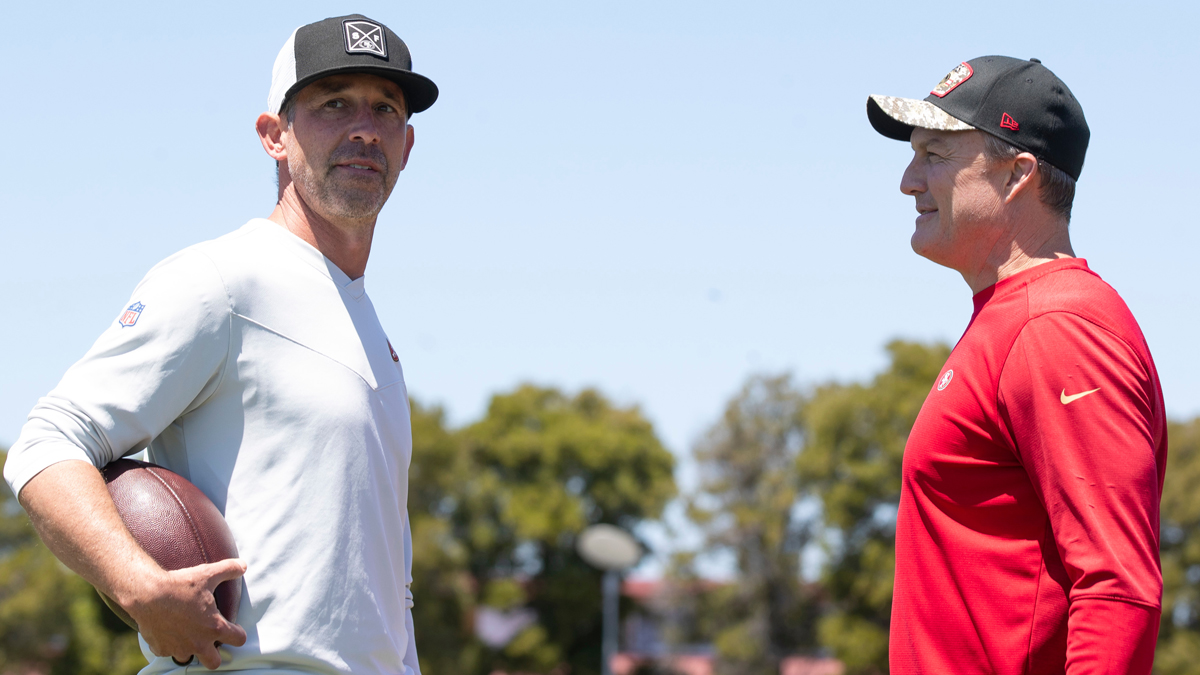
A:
[867, 94, 975, 141]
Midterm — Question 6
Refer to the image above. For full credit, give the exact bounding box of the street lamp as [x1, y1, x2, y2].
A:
[577, 524, 641, 675]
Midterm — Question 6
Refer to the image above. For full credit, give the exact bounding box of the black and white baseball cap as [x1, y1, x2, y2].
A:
[268, 14, 438, 116]
[867, 56, 1089, 180]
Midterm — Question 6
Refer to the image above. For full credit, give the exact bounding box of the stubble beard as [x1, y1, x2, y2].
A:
[289, 146, 393, 221]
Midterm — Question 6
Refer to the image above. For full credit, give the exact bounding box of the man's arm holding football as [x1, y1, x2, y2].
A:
[5, 250, 247, 669]
[19, 460, 246, 669]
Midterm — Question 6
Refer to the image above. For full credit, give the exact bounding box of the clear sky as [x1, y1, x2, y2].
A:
[3, 0, 1198, 485]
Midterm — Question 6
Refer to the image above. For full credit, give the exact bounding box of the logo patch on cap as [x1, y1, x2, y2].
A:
[343, 20, 387, 58]
[1000, 113, 1020, 131]
[930, 62, 973, 98]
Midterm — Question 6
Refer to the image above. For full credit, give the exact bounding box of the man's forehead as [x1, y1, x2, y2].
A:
[300, 73, 407, 104]
[911, 128, 975, 151]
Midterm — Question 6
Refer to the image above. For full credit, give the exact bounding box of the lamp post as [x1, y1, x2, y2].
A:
[577, 524, 641, 675]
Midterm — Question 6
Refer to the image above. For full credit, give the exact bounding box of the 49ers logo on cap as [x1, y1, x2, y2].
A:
[343, 19, 387, 58]
[930, 62, 973, 98]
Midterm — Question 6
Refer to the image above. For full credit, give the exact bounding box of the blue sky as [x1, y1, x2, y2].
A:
[3, 0, 1198, 497]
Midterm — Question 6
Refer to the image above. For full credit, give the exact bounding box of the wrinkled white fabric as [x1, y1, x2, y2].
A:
[5, 219, 420, 675]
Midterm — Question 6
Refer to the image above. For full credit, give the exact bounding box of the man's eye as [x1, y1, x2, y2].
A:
[376, 104, 396, 113]
[324, 100, 346, 109]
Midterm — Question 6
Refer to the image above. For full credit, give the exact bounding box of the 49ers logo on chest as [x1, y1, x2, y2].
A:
[937, 369, 954, 391]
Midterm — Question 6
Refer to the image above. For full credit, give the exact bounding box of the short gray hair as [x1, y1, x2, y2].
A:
[280, 97, 298, 127]
[981, 134, 1076, 224]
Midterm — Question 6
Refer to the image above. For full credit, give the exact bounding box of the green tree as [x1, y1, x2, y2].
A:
[408, 401, 482, 675]
[461, 385, 676, 675]
[685, 374, 820, 675]
[0, 450, 145, 675]
[408, 386, 677, 675]
[1155, 418, 1200, 673]
[798, 341, 950, 675]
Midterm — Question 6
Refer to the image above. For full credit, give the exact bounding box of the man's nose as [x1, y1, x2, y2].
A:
[900, 155, 925, 196]
[348, 105, 381, 144]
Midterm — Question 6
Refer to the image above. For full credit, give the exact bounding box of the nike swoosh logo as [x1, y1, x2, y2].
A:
[1060, 387, 1101, 405]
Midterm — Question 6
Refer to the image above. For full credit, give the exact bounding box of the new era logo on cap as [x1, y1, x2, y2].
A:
[1000, 113, 1019, 131]
[343, 19, 386, 57]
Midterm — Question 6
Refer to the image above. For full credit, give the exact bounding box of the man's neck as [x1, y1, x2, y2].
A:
[268, 187, 375, 280]
[961, 215, 1075, 295]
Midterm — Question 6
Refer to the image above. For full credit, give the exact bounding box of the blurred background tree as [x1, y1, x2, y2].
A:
[408, 385, 677, 675]
[6, 348, 1200, 674]
[408, 402, 481, 675]
[796, 341, 949, 675]
[457, 385, 676, 675]
[684, 374, 820, 675]
[0, 450, 145, 675]
[1154, 418, 1200, 674]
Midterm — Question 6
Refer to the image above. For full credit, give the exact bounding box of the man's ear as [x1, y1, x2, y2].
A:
[399, 124, 415, 172]
[1003, 152, 1039, 204]
[256, 112, 288, 162]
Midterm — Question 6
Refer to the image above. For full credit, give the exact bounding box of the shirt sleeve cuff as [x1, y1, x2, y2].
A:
[1067, 596, 1159, 675]
[3, 438, 97, 499]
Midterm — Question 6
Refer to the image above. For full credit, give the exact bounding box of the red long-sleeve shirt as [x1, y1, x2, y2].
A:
[890, 258, 1166, 674]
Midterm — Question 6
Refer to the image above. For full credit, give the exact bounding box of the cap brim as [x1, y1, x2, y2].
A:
[867, 94, 975, 141]
[282, 66, 439, 115]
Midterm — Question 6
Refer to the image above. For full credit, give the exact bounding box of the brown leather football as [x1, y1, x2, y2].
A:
[98, 458, 241, 632]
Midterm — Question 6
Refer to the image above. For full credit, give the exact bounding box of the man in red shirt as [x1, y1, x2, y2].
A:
[867, 57, 1166, 673]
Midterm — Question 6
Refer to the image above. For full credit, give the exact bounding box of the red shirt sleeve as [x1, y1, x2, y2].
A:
[997, 312, 1163, 675]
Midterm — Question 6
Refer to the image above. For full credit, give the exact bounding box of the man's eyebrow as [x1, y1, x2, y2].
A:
[309, 79, 406, 111]
[915, 136, 949, 152]
[310, 80, 351, 95]
[377, 87, 405, 106]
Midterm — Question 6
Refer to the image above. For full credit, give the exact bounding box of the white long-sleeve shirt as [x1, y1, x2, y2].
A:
[4, 219, 420, 675]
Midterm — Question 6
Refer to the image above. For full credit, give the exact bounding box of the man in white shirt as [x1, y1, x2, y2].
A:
[3, 14, 437, 674]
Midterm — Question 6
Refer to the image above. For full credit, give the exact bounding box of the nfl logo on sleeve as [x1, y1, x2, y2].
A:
[343, 19, 387, 57]
[119, 301, 145, 328]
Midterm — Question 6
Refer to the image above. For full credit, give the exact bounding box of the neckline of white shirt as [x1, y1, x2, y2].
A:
[247, 219, 368, 301]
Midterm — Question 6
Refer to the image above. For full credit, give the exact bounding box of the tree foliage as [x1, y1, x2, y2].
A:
[1155, 418, 1200, 674]
[409, 385, 677, 675]
[685, 374, 820, 675]
[408, 402, 481, 674]
[797, 341, 950, 675]
[0, 450, 145, 675]
[10, 345, 1200, 675]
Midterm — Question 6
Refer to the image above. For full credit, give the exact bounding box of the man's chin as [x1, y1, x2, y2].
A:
[910, 233, 948, 267]
[322, 186, 389, 220]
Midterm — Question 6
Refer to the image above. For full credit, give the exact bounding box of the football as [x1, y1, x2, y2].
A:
[98, 458, 241, 631]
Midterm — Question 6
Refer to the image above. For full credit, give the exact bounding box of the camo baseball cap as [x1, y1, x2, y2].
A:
[268, 14, 438, 116]
[867, 56, 1090, 180]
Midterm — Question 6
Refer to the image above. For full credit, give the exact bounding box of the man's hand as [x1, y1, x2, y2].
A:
[19, 460, 248, 670]
[128, 558, 248, 669]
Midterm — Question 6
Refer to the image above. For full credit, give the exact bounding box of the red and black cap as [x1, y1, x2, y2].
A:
[867, 56, 1089, 180]
[268, 14, 438, 116]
